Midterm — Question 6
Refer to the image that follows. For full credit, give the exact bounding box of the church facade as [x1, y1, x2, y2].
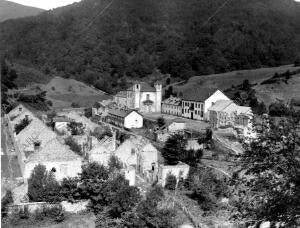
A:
[114, 82, 162, 113]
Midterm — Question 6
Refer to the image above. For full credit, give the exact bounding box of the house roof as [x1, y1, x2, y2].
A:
[27, 138, 81, 162]
[162, 96, 182, 105]
[208, 100, 234, 112]
[16, 119, 57, 149]
[127, 82, 156, 92]
[182, 88, 219, 102]
[53, 117, 73, 122]
[108, 109, 142, 118]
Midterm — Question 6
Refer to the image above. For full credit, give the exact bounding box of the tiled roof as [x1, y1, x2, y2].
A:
[27, 138, 81, 162]
[182, 88, 218, 102]
[162, 96, 182, 105]
[209, 100, 252, 115]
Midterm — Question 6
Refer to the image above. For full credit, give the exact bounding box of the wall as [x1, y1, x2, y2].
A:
[8, 200, 89, 215]
[89, 148, 112, 167]
[124, 112, 143, 129]
[114, 140, 137, 168]
[204, 90, 230, 120]
[24, 160, 82, 181]
[122, 167, 136, 186]
[159, 163, 190, 187]
[140, 144, 158, 172]
[168, 122, 186, 132]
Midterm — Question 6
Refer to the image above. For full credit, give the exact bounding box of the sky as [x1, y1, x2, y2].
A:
[6, 0, 300, 10]
[7, 0, 82, 10]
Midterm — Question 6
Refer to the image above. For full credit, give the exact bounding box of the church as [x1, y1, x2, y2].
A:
[114, 82, 162, 113]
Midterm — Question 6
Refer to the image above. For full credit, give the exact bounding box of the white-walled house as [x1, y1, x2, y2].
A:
[114, 82, 162, 113]
[161, 96, 182, 116]
[156, 119, 186, 142]
[53, 117, 73, 133]
[181, 89, 230, 121]
[20, 138, 82, 180]
[158, 162, 190, 187]
[106, 109, 143, 129]
[114, 136, 158, 177]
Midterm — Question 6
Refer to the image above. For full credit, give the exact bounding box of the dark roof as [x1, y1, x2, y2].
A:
[182, 88, 218, 102]
[108, 109, 143, 118]
[127, 82, 156, 92]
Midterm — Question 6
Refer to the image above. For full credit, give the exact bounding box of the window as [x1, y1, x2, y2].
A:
[146, 94, 150, 100]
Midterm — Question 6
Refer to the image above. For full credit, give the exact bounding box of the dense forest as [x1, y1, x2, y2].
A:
[0, 0, 300, 93]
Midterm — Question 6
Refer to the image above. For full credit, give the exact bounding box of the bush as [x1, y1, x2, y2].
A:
[164, 173, 177, 190]
[294, 56, 300, 66]
[157, 116, 165, 127]
[51, 86, 56, 91]
[15, 116, 31, 134]
[108, 155, 123, 173]
[71, 102, 80, 108]
[1, 190, 13, 218]
[65, 136, 82, 156]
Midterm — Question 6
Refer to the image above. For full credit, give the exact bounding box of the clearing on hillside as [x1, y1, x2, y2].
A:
[173, 64, 300, 93]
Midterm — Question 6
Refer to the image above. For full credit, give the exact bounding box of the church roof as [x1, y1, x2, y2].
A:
[127, 82, 156, 92]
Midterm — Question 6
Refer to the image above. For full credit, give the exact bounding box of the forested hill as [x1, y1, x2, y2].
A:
[0, 0, 44, 22]
[1, 0, 300, 93]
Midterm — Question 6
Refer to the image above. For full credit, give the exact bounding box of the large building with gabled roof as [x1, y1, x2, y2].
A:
[181, 88, 230, 120]
[114, 81, 162, 113]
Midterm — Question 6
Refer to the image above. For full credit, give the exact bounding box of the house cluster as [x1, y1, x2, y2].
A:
[6, 104, 82, 181]
[6, 104, 188, 191]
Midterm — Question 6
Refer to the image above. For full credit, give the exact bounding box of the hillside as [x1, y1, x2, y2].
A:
[173, 64, 300, 107]
[0, 0, 44, 22]
[43, 76, 111, 109]
[1, 0, 300, 92]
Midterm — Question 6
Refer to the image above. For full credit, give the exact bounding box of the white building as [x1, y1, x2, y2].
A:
[156, 118, 186, 142]
[20, 138, 82, 180]
[181, 89, 230, 121]
[114, 82, 162, 113]
[161, 96, 182, 116]
[53, 116, 73, 133]
[114, 136, 158, 178]
[208, 100, 254, 138]
[106, 109, 143, 129]
[158, 162, 190, 187]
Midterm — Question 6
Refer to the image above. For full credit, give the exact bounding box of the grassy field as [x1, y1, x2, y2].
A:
[173, 64, 300, 93]
[254, 73, 300, 106]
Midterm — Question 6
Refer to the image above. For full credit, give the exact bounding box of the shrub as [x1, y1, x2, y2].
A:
[65, 136, 82, 156]
[108, 155, 123, 173]
[164, 173, 177, 190]
[294, 56, 300, 66]
[51, 86, 56, 91]
[157, 116, 165, 127]
[15, 116, 31, 134]
[71, 102, 80, 108]
[1, 190, 13, 218]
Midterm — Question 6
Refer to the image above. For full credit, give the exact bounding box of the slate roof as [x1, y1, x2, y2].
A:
[16, 119, 57, 149]
[208, 100, 234, 112]
[27, 138, 81, 162]
[108, 109, 142, 118]
[182, 88, 218, 102]
[162, 96, 182, 105]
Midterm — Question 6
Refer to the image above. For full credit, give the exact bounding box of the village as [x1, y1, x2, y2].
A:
[1, 79, 258, 225]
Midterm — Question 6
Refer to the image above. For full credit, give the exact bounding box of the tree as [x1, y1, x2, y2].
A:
[157, 116, 165, 127]
[64, 136, 82, 156]
[27, 164, 60, 202]
[162, 134, 187, 165]
[1, 190, 13, 219]
[71, 102, 80, 108]
[108, 155, 123, 173]
[166, 78, 170, 85]
[122, 185, 176, 228]
[242, 79, 251, 91]
[233, 116, 300, 226]
[14, 116, 31, 134]
[269, 102, 290, 117]
[60, 177, 81, 202]
[294, 56, 300, 66]
[84, 107, 93, 118]
[256, 101, 267, 115]
[67, 121, 85, 135]
[164, 173, 177, 190]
